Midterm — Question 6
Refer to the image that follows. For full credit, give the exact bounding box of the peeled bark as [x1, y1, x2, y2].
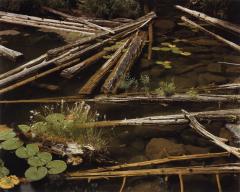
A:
[0, 45, 23, 61]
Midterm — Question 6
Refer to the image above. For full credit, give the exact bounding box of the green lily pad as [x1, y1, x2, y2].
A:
[15, 144, 39, 159]
[0, 159, 4, 167]
[31, 122, 48, 134]
[172, 49, 182, 54]
[152, 47, 161, 51]
[18, 125, 30, 133]
[0, 167, 9, 178]
[0, 130, 16, 141]
[180, 51, 192, 56]
[156, 61, 172, 69]
[1, 138, 23, 151]
[25, 167, 48, 181]
[27, 152, 52, 167]
[47, 160, 67, 175]
[159, 47, 172, 51]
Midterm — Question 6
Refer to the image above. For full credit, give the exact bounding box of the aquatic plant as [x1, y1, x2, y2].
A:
[155, 61, 172, 69]
[155, 80, 176, 96]
[0, 176, 20, 189]
[140, 74, 151, 93]
[119, 74, 139, 91]
[186, 87, 198, 97]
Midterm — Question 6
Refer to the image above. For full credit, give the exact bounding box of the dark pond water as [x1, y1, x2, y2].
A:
[0, 11, 240, 192]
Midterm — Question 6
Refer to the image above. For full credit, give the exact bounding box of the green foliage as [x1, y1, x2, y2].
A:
[0, 167, 9, 178]
[186, 88, 198, 97]
[83, 0, 141, 19]
[140, 74, 150, 93]
[18, 125, 30, 133]
[25, 167, 48, 181]
[1, 138, 23, 151]
[0, 130, 16, 141]
[156, 61, 172, 69]
[47, 160, 67, 174]
[15, 144, 39, 159]
[155, 80, 176, 97]
[27, 152, 52, 167]
[119, 74, 139, 91]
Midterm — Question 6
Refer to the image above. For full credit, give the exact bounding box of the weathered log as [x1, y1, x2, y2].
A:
[83, 152, 229, 173]
[67, 163, 240, 179]
[60, 50, 108, 79]
[0, 45, 23, 61]
[79, 38, 132, 95]
[207, 83, 240, 91]
[73, 109, 240, 130]
[147, 21, 153, 60]
[183, 110, 240, 159]
[101, 31, 147, 94]
[181, 16, 240, 53]
[175, 5, 240, 34]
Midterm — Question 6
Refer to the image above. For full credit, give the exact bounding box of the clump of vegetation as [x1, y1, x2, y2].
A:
[27, 102, 108, 152]
[186, 87, 198, 97]
[83, 0, 141, 19]
[155, 80, 176, 96]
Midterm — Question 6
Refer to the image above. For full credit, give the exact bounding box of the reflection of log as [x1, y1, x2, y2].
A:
[60, 50, 108, 79]
[84, 152, 229, 173]
[102, 31, 147, 94]
[175, 5, 240, 34]
[184, 110, 240, 159]
[181, 16, 240, 53]
[79, 39, 131, 94]
[0, 45, 23, 61]
[0, 94, 239, 104]
[74, 109, 240, 130]
[67, 163, 240, 180]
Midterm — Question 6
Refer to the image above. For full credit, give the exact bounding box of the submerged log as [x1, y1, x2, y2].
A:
[79, 38, 132, 95]
[74, 109, 240, 130]
[0, 45, 23, 61]
[183, 110, 240, 159]
[175, 5, 240, 34]
[101, 31, 147, 94]
[181, 16, 240, 53]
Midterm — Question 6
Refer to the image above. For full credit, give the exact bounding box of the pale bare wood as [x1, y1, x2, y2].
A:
[175, 5, 240, 34]
[119, 177, 126, 192]
[215, 174, 222, 192]
[179, 174, 184, 192]
[183, 110, 240, 159]
[181, 16, 240, 53]
[0, 45, 23, 61]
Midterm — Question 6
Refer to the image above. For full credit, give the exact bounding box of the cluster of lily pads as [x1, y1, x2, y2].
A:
[0, 128, 67, 189]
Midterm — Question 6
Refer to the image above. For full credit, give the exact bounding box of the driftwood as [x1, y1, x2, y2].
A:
[181, 16, 240, 53]
[72, 109, 240, 130]
[83, 152, 229, 173]
[0, 45, 23, 61]
[175, 5, 240, 34]
[206, 83, 240, 91]
[183, 110, 240, 159]
[79, 38, 132, 95]
[67, 163, 240, 179]
[60, 50, 108, 79]
[101, 31, 147, 94]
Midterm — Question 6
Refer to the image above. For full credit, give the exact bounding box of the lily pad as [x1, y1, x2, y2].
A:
[159, 47, 172, 51]
[180, 51, 192, 56]
[161, 42, 176, 48]
[25, 167, 48, 181]
[1, 138, 23, 150]
[156, 61, 172, 69]
[152, 47, 162, 51]
[0, 176, 19, 189]
[0, 159, 4, 167]
[0, 130, 16, 141]
[15, 144, 39, 159]
[47, 160, 67, 175]
[28, 152, 52, 167]
[18, 125, 30, 133]
[31, 122, 48, 134]
[0, 167, 9, 178]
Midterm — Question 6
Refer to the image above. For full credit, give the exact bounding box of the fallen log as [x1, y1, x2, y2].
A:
[147, 22, 153, 60]
[0, 45, 23, 61]
[73, 109, 240, 130]
[206, 83, 240, 91]
[175, 5, 240, 34]
[79, 38, 132, 94]
[67, 163, 240, 179]
[60, 50, 108, 79]
[101, 31, 147, 94]
[181, 16, 240, 53]
[183, 110, 240, 159]
[83, 152, 229, 173]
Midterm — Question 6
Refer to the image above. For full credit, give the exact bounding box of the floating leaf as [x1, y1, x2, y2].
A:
[0, 159, 4, 167]
[156, 61, 172, 69]
[161, 42, 176, 48]
[0, 175, 19, 189]
[25, 167, 47, 181]
[16, 144, 39, 159]
[102, 55, 112, 59]
[47, 160, 67, 174]
[31, 122, 48, 133]
[159, 47, 171, 51]
[152, 47, 161, 51]
[28, 152, 52, 167]
[0, 130, 16, 141]
[0, 167, 9, 178]
[172, 49, 182, 54]
[180, 51, 192, 56]
[1, 138, 23, 151]
[18, 125, 30, 133]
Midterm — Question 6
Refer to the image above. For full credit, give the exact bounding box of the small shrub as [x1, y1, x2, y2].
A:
[83, 0, 141, 19]
[155, 80, 176, 97]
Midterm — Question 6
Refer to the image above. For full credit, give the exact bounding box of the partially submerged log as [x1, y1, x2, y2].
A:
[0, 45, 23, 61]
[183, 110, 240, 159]
[74, 109, 240, 130]
[79, 38, 132, 95]
[101, 31, 147, 94]
[206, 83, 240, 91]
[181, 16, 240, 53]
[175, 5, 240, 34]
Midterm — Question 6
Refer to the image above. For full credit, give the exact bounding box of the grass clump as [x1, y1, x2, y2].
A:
[155, 80, 176, 96]
[186, 87, 198, 97]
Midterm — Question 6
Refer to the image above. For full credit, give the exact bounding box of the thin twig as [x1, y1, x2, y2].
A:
[119, 177, 127, 192]
[215, 174, 222, 192]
